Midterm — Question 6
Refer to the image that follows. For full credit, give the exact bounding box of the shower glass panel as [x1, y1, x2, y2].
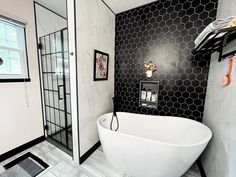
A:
[39, 28, 72, 154]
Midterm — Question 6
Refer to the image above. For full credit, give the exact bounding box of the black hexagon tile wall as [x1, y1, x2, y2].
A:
[115, 0, 218, 122]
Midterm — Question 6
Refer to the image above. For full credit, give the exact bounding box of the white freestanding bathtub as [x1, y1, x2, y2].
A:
[97, 112, 212, 177]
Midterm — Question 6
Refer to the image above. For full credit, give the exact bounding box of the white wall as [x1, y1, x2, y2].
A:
[76, 0, 115, 156]
[0, 0, 44, 154]
[202, 0, 236, 176]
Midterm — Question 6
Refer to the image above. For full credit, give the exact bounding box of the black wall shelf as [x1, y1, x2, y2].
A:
[194, 26, 236, 62]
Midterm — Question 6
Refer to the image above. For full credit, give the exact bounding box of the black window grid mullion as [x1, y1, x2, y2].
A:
[46, 120, 65, 130]
[45, 104, 71, 114]
[41, 51, 69, 56]
[42, 72, 56, 74]
[44, 88, 70, 96]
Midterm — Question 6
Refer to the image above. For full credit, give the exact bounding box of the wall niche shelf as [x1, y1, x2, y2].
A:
[139, 81, 159, 109]
[194, 26, 236, 62]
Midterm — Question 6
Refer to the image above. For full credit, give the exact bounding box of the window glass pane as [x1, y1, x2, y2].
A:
[0, 57, 10, 74]
[63, 29, 68, 52]
[0, 49, 21, 75]
[0, 49, 9, 58]
[50, 34, 56, 53]
[6, 25, 17, 42]
[9, 51, 20, 59]
[10, 59, 21, 74]
[55, 32, 61, 52]
[7, 25, 17, 49]
[0, 23, 5, 40]
[45, 35, 50, 54]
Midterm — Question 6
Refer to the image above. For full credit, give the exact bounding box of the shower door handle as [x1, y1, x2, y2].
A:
[58, 85, 64, 100]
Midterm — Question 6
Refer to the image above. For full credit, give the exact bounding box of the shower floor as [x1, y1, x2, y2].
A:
[49, 127, 73, 153]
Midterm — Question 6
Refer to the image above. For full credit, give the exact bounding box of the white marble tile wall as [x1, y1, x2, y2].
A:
[202, 1, 236, 176]
[76, 0, 115, 156]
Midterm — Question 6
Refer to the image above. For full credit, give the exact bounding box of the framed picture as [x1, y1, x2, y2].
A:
[94, 49, 109, 81]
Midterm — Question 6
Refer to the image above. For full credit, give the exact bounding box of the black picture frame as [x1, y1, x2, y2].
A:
[94, 49, 109, 81]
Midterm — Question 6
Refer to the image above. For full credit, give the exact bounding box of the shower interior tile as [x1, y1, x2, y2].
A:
[0, 165, 5, 174]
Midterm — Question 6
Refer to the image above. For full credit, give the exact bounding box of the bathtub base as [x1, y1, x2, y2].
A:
[97, 112, 212, 177]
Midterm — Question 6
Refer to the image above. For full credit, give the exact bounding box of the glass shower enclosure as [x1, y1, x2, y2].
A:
[39, 28, 72, 155]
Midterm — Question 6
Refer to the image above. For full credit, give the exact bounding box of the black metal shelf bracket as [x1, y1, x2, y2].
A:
[218, 42, 224, 62]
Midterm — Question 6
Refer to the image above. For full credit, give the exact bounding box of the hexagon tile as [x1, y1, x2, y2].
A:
[114, 0, 218, 122]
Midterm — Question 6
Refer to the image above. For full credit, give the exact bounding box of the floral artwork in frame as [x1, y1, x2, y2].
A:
[94, 49, 109, 81]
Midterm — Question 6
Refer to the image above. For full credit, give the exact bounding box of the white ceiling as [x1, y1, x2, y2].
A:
[34, 0, 158, 17]
[103, 0, 158, 14]
[34, 0, 67, 18]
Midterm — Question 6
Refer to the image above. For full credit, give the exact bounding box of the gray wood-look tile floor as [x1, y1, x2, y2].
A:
[0, 141, 201, 177]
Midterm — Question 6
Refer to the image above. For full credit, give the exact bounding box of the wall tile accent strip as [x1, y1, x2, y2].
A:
[115, 0, 218, 121]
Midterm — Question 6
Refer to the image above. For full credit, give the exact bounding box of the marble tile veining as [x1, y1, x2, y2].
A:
[0, 141, 200, 177]
[0, 166, 5, 174]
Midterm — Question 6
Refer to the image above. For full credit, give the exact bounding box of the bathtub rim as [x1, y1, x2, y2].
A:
[97, 112, 212, 148]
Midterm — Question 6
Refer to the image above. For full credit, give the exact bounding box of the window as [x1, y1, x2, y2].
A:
[0, 15, 29, 81]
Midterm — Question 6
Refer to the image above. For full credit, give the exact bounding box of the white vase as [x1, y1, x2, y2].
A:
[146, 70, 153, 78]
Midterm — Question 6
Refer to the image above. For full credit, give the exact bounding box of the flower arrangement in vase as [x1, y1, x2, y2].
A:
[144, 61, 157, 77]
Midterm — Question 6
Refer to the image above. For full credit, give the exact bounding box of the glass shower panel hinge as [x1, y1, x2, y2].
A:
[44, 125, 49, 130]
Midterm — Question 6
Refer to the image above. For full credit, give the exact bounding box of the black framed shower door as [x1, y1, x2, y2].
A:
[39, 28, 72, 155]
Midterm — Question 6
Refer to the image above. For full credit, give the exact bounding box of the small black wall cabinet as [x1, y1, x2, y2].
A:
[139, 81, 159, 109]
